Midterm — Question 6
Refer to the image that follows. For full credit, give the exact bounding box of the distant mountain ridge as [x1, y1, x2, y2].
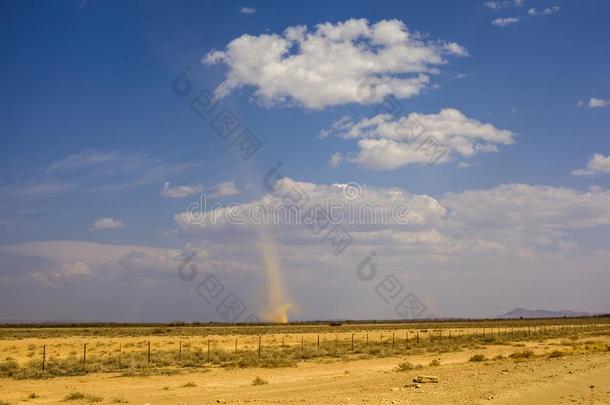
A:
[499, 308, 594, 319]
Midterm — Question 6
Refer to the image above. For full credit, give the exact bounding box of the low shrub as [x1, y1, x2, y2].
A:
[469, 354, 486, 362]
[509, 350, 535, 359]
[547, 350, 564, 358]
[396, 361, 415, 371]
[252, 376, 268, 385]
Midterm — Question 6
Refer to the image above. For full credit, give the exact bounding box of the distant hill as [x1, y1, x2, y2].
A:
[499, 308, 594, 319]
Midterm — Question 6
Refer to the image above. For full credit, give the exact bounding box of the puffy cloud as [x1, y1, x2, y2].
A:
[160, 182, 204, 198]
[175, 177, 446, 234]
[443, 184, 610, 230]
[572, 154, 610, 176]
[93, 217, 125, 229]
[321, 109, 514, 170]
[176, 178, 610, 254]
[492, 17, 520, 26]
[7, 180, 610, 317]
[204, 19, 467, 109]
[589, 98, 609, 109]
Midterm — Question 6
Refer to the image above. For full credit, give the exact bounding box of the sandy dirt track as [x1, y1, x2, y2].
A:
[1, 344, 608, 404]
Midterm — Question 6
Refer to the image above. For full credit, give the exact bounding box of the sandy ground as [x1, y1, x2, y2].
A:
[1, 338, 608, 404]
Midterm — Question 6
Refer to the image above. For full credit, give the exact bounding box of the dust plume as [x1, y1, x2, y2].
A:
[258, 230, 294, 323]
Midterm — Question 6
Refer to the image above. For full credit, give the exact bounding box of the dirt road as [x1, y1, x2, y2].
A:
[1, 345, 608, 404]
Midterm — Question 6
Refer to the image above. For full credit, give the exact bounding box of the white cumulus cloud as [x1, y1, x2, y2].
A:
[204, 18, 467, 109]
[321, 108, 515, 170]
[572, 154, 610, 176]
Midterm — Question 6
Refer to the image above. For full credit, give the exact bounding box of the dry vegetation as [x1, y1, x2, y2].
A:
[0, 318, 608, 404]
[0, 319, 608, 379]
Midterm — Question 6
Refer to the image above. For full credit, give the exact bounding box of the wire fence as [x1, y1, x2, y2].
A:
[20, 322, 608, 375]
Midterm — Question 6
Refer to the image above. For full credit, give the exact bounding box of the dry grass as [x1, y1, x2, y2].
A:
[0, 321, 607, 379]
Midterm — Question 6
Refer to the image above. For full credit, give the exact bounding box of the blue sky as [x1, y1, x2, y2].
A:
[1, 0, 610, 322]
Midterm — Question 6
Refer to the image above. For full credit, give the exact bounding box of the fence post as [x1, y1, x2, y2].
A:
[42, 345, 46, 372]
[147, 341, 151, 364]
[301, 335, 304, 352]
[380, 333, 383, 344]
[351, 333, 354, 350]
[83, 343, 87, 365]
[416, 331, 420, 343]
[392, 332, 395, 347]
[317, 334, 320, 348]
[405, 330, 408, 348]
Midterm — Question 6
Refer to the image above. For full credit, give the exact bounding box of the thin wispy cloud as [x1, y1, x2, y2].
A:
[239, 6, 256, 15]
[160, 182, 204, 198]
[211, 181, 241, 197]
[492, 17, 520, 27]
[47, 151, 121, 173]
[527, 6, 560, 16]
[0, 181, 76, 199]
[484, 0, 524, 10]
[489, 3, 559, 27]
[160, 181, 240, 198]
[2, 151, 198, 200]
